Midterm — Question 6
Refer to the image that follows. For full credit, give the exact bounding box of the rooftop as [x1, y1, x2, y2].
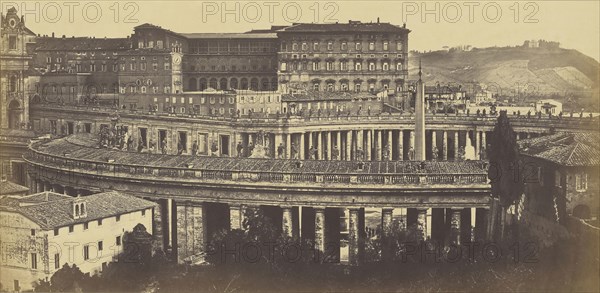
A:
[278, 21, 410, 33]
[519, 132, 600, 167]
[35, 37, 131, 51]
[31, 134, 488, 175]
[181, 33, 277, 39]
[0, 191, 155, 229]
[282, 90, 380, 102]
[0, 180, 29, 195]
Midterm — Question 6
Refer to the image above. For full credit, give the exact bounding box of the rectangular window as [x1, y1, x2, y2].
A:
[116, 215, 121, 222]
[355, 42, 361, 51]
[116, 236, 121, 246]
[369, 42, 375, 51]
[98, 241, 103, 251]
[576, 173, 588, 191]
[83, 222, 88, 230]
[69, 225, 74, 233]
[31, 229, 36, 236]
[54, 228, 59, 236]
[54, 253, 60, 269]
[327, 42, 333, 50]
[83, 245, 89, 260]
[9, 36, 17, 50]
[98, 219, 102, 226]
[383, 41, 389, 51]
[141, 210, 146, 216]
[341, 42, 347, 51]
[31, 253, 37, 269]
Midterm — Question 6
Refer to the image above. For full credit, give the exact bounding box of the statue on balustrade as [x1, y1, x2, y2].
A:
[332, 146, 340, 160]
[383, 144, 390, 160]
[291, 143, 299, 159]
[161, 138, 168, 154]
[277, 143, 285, 159]
[210, 140, 219, 156]
[408, 146, 415, 161]
[127, 134, 134, 151]
[356, 148, 364, 161]
[192, 140, 199, 156]
[432, 146, 439, 161]
[236, 142, 243, 157]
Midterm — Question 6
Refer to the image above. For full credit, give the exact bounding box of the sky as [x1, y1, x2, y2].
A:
[2, 0, 599, 61]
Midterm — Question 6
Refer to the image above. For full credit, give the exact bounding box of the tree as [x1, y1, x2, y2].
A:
[487, 111, 525, 239]
[44, 264, 89, 292]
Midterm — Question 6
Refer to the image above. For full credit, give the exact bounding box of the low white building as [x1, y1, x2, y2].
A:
[535, 99, 563, 115]
[0, 191, 155, 292]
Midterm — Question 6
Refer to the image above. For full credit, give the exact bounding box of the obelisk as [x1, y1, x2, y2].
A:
[414, 60, 426, 161]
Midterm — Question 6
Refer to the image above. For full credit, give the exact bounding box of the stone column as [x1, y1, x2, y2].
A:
[282, 206, 293, 238]
[317, 131, 323, 160]
[314, 207, 326, 253]
[454, 131, 459, 159]
[327, 131, 332, 160]
[176, 201, 206, 264]
[366, 130, 372, 161]
[481, 132, 487, 149]
[153, 199, 165, 250]
[348, 208, 361, 265]
[442, 131, 448, 160]
[431, 130, 437, 159]
[346, 131, 353, 161]
[398, 130, 404, 160]
[286, 134, 292, 159]
[387, 130, 393, 160]
[376, 130, 382, 161]
[450, 208, 462, 245]
[426, 208, 432, 240]
[274, 134, 283, 159]
[308, 132, 313, 153]
[409, 130, 415, 149]
[416, 208, 427, 241]
[357, 130, 364, 158]
[300, 133, 305, 160]
[336, 131, 341, 160]
[229, 204, 244, 230]
[475, 131, 480, 160]
[470, 208, 477, 242]
[381, 208, 393, 236]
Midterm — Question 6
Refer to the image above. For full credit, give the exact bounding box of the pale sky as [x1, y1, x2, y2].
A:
[3, 0, 599, 61]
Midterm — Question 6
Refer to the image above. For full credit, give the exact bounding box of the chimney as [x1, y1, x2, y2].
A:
[377, 17, 380, 23]
[52, 32, 55, 38]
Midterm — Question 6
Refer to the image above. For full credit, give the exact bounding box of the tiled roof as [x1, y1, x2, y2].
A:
[32, 134, 488, 175]
[181, 33, 277, 39]
[35, 37, 131, 51]
[519, 132, 600, 166]
[0, 181, 28, 195]
[0, 191, 155, 229]
[282, 90, 378, 102]
[278, 22, 409, 33]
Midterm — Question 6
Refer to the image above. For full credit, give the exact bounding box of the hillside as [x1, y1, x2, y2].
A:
[409, 46, 599, 109]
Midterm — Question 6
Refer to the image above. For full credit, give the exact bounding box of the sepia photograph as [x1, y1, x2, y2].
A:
[0, 0, 598, 292]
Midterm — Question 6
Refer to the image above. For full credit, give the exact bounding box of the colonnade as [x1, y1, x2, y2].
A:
[248, 129, 495, 161]
[155, 199, 491, 265]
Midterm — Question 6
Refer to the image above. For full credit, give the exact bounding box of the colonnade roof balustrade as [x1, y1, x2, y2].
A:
[30, 102, 600, 131]
[26, 134, 490, 188]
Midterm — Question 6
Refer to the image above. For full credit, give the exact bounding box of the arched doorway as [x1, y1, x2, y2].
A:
[8, 100, 22, 129]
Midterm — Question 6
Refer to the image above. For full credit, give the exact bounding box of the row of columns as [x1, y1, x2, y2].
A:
[156, 200, 490, 265]
[272, 129, 490, 161]
[26, 176, 91, 197]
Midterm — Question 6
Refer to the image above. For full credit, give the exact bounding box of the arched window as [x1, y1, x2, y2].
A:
[219, 78, 228, 90]
[188, 78, 197, 91]
[75, 205, 80, 216]
[241, 78, 249, 89]
[209, 78, 218, 89]
[355, 62, 362, 71]
[80, 203, 85, 214]
[199, 78, 207, 91]
[261, 78, 269, 91]
[230, 78, 238, 89]
[250, 78, 259, 90]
